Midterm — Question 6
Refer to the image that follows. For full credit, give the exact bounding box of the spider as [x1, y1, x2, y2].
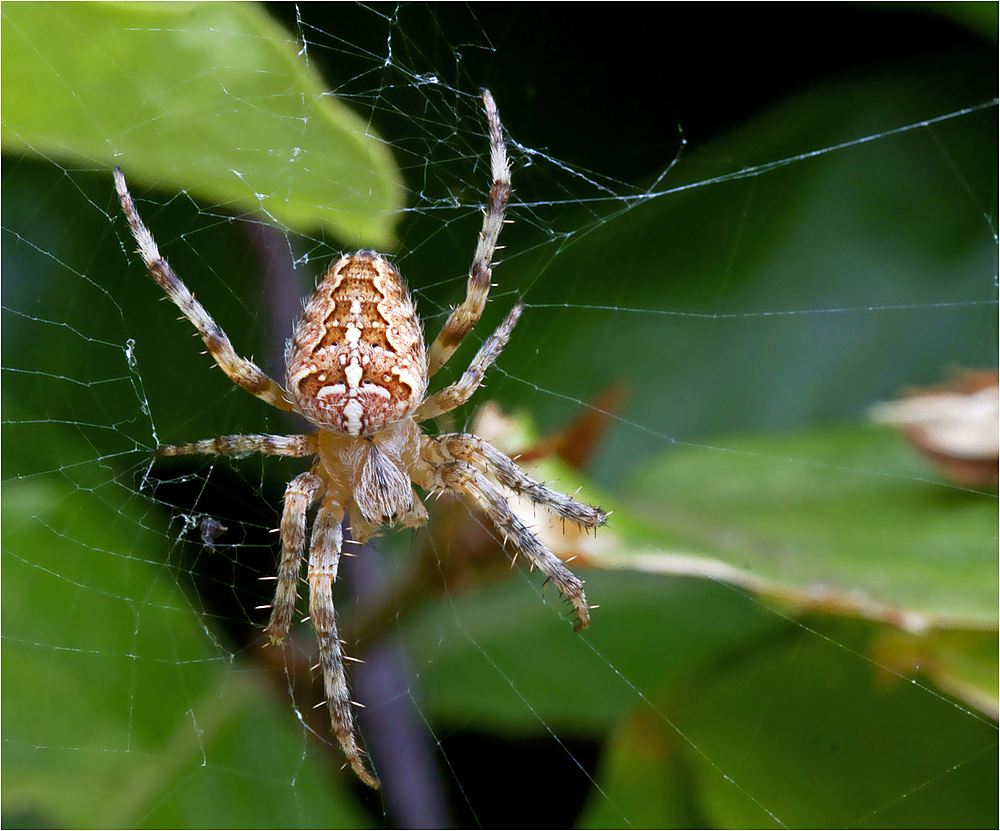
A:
[114, 90, 606, 789]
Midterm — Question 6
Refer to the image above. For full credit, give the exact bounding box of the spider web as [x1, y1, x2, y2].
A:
[3, 3, 998, 828]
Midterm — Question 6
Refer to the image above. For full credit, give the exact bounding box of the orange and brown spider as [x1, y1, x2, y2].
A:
[114, 90, 606, 788]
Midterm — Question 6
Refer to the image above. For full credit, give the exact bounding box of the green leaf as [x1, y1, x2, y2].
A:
[2, 476, 368, 828]
[404, 570, 779, 733]
[1, 1, 402, 248]
[491, 62, 996, 492]
[582, 622, 998, 829]
[616, 425, 997, 631]
[577, 708, 706, 829]
[674, 623, 999, 828]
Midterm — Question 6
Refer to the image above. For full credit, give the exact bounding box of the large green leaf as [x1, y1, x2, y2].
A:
[402, 570, 779, 733]
[580, 622, 998, 829]
[2, 1, 401, 247]
[2, 476, 368, 828]
[615, 426, 997, 630]
[487, 63, 996, 492]
[400, 413, 996, 732]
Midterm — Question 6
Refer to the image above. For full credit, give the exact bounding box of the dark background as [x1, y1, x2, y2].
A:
[267, 2, 992, 181]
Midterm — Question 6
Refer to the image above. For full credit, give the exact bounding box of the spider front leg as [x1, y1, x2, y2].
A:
[114, 167, 294, 413]
[415, 302, 522, 422]
[307, 495, 379, 789]
[426, 89, 512, 377]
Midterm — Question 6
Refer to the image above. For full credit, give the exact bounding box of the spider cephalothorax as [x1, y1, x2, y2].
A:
[114, 90, 606, 789]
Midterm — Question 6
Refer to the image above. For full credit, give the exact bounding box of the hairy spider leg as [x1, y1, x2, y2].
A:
[413, 456, 592, 632]
[415, 302, 522, 422]
[426, 89, 512, 377]
[307, 496, 379, 788]
[428, 433, 607, 528]
[156, 434, 317, 458]
[266, 471, 324, 645]
[114, 167, 295, 413]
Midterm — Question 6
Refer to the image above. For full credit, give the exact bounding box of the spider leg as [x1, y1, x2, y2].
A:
[427, 433, 607, 528]
[157, 433, 318, 457]
[266, 471, 324, 645]
[307, 496, 380, 789]
[416, 460, 590, 632]
[414, 303, 521, 423]
[426, 89, 511, 378]
[114, 167, 295, 413]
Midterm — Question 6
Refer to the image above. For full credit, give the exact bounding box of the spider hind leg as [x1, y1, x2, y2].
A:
[307, 497, 380, 789]
[266, 472, 323, 645]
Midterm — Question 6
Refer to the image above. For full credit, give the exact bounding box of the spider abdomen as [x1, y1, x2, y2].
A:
[285, 252, 428, 436]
